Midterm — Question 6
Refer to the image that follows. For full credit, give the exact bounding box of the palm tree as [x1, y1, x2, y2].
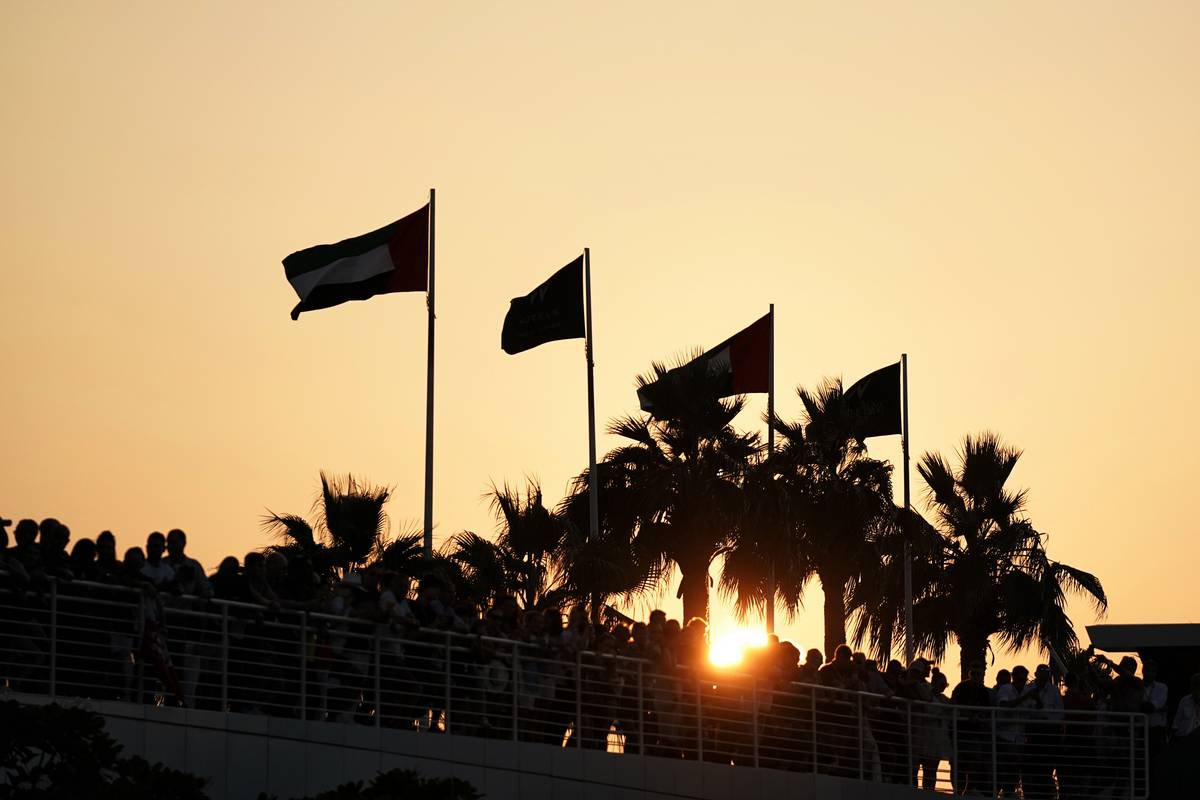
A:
[264, 471, 392, 578]
[717, 451, 802, 622]
[445, 481, 568, 609]
[558, 462, 665, 622]
[263, 512, 331, 578]
[317, 471, 391, 571]
[722, 378, 896, 659]
[851, 433, 1107, 679]
[594, 354, 758, 623]
[376, 530, 465, 587]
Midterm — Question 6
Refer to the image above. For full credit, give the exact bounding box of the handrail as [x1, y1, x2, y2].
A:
[0, 575, 1153, 721]
[0, 572, 1151, 797]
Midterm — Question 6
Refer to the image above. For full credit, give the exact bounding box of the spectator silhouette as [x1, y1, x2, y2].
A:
[1142, 658, 1168, 756]
[68, 539, 100, 581]
[166, 529, 211, 599]
[243, 551, 278, 607]
[39, 519, 70, 577]
[1024, 664, 1064, 800]
[209, 555, 247, 601]
[140, 532, 175, 588]
[1173, 673, 1200, 740]
[952, 661, 992, 795]
[13, 519, 42, 575]
[919, 669, 952, 790]
[995, 665, 1035, 795]
[0, 522, 31, 587]
[96, 531, 120, 581]
[121, 547, 147, 586]
[1109, 656, 1144, 713]
[1059, 671, 1094, 798]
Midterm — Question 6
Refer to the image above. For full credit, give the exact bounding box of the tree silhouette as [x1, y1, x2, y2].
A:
[718, 451, 801, 623]
[851, 433, 1107, 679]
[723, 378, 894, 659]
[590, 354, 757, 623]
[558, 462, 664, 622]
[445, 481, 567, 610]
[0, 700, 208, 800]
[263, 471, 392, 579]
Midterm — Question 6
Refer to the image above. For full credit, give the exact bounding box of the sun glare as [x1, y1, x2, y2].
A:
[708, 627, 768, 667]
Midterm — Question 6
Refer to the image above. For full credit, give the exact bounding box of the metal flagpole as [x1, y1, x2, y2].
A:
[422, 188, 436, 560]
[902, 352, 913, 665]
[584, 248, 600, 542]
[766, 304, 775, 635]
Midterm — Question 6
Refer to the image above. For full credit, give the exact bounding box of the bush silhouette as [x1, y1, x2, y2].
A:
[0, 700, 208, 800]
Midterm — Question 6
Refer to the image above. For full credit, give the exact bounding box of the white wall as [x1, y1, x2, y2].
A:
[15, 695, 928, 800]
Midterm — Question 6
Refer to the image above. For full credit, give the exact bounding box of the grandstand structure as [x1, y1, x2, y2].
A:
[1, 578, 1149, 799]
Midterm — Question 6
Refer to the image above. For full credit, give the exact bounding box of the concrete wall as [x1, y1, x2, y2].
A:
[15, 694, 927, 800]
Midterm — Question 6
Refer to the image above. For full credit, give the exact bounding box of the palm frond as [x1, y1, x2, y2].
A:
[316, 471, 392, 568]
[1051, 562, 1108, 615]
[261, 511, 314, 547]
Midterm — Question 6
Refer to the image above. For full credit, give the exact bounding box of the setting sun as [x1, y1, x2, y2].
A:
[708, 627, 768, 668]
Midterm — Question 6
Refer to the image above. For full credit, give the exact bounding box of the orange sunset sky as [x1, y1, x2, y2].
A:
[3, 1, 1198, 672]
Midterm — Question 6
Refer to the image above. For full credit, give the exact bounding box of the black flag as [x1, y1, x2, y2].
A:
[843, 361, 902, 439]
[501, 256, 586, 355]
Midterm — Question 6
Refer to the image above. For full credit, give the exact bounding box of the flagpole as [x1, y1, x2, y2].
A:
[422, 188, 436, 560]
[902, 352, 913, 665]
[584, 248, 600, 543]
[766, 303, 775, 635]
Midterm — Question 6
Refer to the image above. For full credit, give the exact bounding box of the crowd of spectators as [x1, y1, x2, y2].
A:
[2, 518, 1195, 796]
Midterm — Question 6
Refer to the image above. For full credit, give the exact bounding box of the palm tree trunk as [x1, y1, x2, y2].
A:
[679, 560, 709, 624]
[589, 592, 602, 625]
[958, 637, 989, 683]
[818, 569, 848, 661]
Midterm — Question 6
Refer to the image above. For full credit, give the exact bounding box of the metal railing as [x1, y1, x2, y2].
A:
[0, 578, 1149, 797]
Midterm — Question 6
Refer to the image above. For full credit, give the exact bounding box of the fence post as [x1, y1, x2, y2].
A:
[637, 661, 645, 756]
[990, 708, 998, 798]
[810, 685, 818, 772]
[48, 580, 58, 699]
[906, 700, 914, 787]
[511, 644, 519, 742]
[443, 631, 452, 734]
[1128, 715, 1135, 800]
[857, 693, 864, 780]
[695, 675, 704, 762]
[751, 681, 760, 768]
[950, 705, 958, 793]
[575, 652, 584, 749]
[220, 604, 228, 711]
[1142, 714, 1150, 798]
[299, 613, 308, 721]
[135, 590, 145, 703]
[373, 627, 382, 728]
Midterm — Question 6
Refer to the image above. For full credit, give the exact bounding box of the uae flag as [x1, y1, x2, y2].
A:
[637, 312, 770, 412]
[283, 204, 429, 320]
[501, 256, 586, 355]
[843, 361, 902, 439]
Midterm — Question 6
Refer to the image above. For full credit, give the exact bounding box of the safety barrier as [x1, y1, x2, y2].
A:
[0, 578, 1148, 797]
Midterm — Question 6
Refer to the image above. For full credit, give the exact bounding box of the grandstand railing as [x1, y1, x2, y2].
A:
[0, 577, 1149, 797]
